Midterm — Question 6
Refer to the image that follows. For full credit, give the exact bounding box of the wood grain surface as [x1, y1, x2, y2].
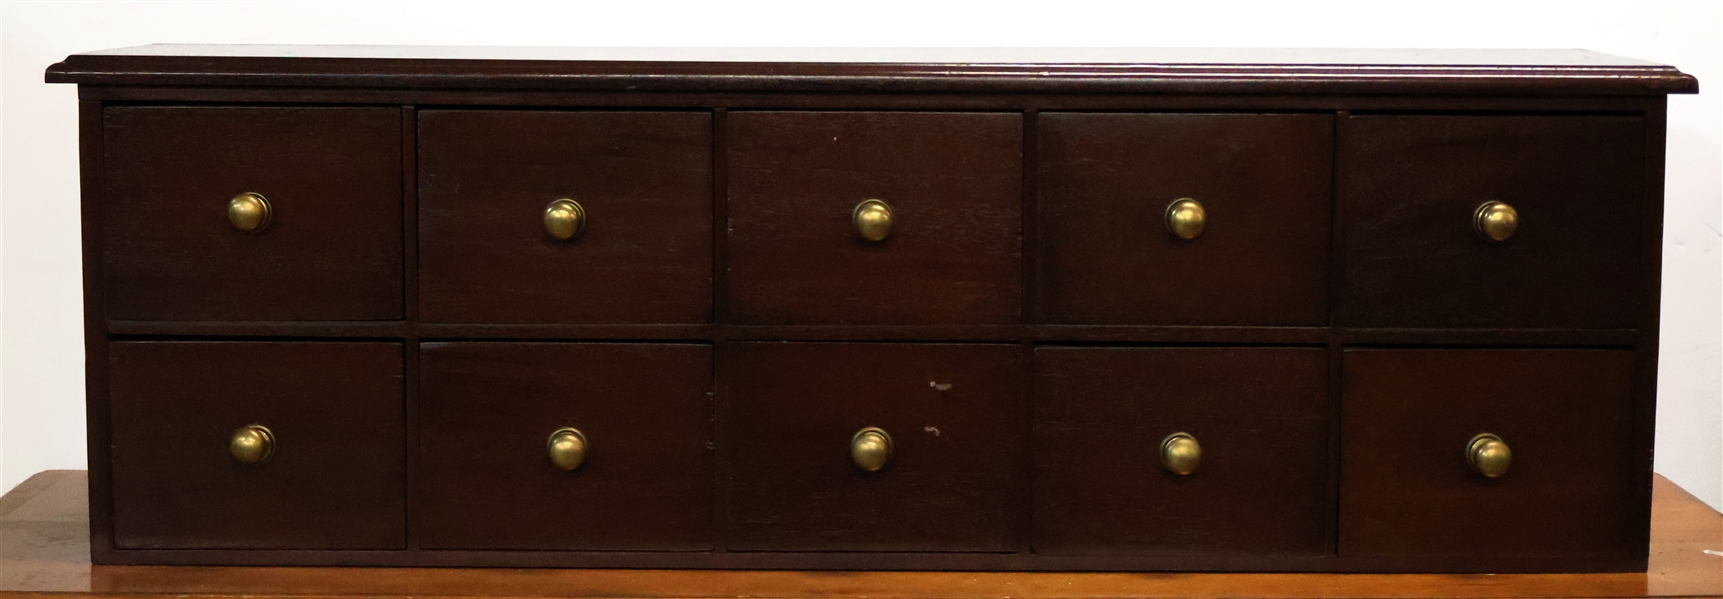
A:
[44, 46, 1701, 95]
[417, 110, 713, 324]
[106, 342, 405, 550]
[722, 343, 1027, 552]
[726, 111, 1023, 324]
[1339, 349, 1639, 563]
[3, 470, 1719, 597]
[417, 342, 713, 550]
[102, 106, 404, 321]
[1036, 113, 1333, 325]
[1032, 347, 1330, 556]
[1340, 115, 1646, 328]
[54, 49, 1694, 573]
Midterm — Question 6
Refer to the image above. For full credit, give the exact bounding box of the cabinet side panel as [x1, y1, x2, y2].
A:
[80, 99, 114, 563]
[1629, 99, 1668, 567]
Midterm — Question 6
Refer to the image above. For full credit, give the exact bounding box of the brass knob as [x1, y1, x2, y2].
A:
[228, 424, 275, 465]
[1466, 433, 1512, 478]
[850, 427, 893, 472]
[1160, 432, 1201, 475]
[226, 192, 272, 233]
[547, 427, 588, 472]
[543, 199, 587, 241]
[853, 199, 894, 242]
[1473, 201, 1519, 242]
[1164, 198, 1205, 240]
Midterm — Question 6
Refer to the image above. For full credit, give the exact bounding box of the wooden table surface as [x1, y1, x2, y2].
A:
[1, 470, 1717, 598]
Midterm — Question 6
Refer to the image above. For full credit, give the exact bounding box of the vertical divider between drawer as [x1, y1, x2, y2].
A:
[1323, 110, 1350, 558]
[400, 105, 421, 552]
[80, 98, 117, 563]
[711, 107, 732, 554]
[1018, 108, 1039, 555]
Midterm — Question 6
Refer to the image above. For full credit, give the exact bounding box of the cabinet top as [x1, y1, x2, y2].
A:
[46, 45, 1698, 96]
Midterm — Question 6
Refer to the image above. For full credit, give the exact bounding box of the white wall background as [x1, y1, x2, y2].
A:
[2, 0, 1719, 509]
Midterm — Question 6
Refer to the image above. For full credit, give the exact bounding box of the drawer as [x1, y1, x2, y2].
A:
[1037, 113, 1332, 325]
[108, 341, 404, 549]
[1033, 347, 1329, 555]
[1340, 115, 1645, 328]
[418, 111, 713, 323]
[724, 343, 1026, 551]
[103, 107, 403, 321]
[727, 112, 1022, 324]
[417, 342, 713, 550]
[1339, 349, 1636, 559]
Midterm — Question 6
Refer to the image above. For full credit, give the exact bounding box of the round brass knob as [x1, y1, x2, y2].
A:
[1474, 201, 1519, 242]
[853, 199, 894, 242]
[1160, 432, 1201, 475]
[547, 427, 588, 472]
[543, 199, 587, 241]
[850, 427, 893, 472]
[1467, 433, 1512, 478]
[226, 192, 272, 233]
[229, 424, 275, 465]
[1164, 198, 1206, 240]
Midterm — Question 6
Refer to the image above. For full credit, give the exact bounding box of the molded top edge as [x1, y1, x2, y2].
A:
[45, 45, 1699, 95]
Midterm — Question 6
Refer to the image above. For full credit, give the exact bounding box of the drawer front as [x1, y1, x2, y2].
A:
[724, 343, 1026, 551]
[417, 342, 714, 550]
[1339, 349, 1636, 559]
[103, 107, 403, 321]
[1340, 115, 1645, 328]
[1033, 347, 1329, 555]
[108, 341, 404, 549]
[418, 111, 713, 324]
[727, 112, 1023, 324]
[1037, 113, 1333, 325]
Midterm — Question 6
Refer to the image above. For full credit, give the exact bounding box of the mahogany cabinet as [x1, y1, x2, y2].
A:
[417, 110, 714, 324]
[1340, 115, 1648, 328]
[1032, 347, 1330, 556]
[1036, 113, 1333, 325]
[48, 46, 1696, 572]
[1339, 349, 1638, 561]
[416, 342, 714, 551]
[727, 111, 1023, 324]
[723, 342, 1026, 552]
[108, 341, 405, 550]
[102, 107, 404, 321]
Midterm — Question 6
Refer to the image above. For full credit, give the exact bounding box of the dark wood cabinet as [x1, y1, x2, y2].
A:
[1036, 113, 1333, 325]
[723, 342, 1026, 552]
[726, 111, 1023, 325]
[1340, 115, 1647, 328]
[417, 342, 713, 550]
[102, 107, 403, 321]
[49, 46, 1694, 572]
[108, 341, 405, 550]
[1339, 349, 1638, 562]
[418, 110, 714, 324]
[1032, 347, 1329, 556]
